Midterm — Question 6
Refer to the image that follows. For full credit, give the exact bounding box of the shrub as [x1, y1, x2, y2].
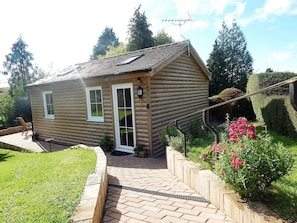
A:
[209, 88, 255, 123]
[159, 126, 179, 146]
[168, 130, 185, 153]
[212, 117, 294, 200]
[187, 117, 204, 139]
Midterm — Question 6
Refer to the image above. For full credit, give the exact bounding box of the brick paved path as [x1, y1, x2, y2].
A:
[102, 153, 234, 223]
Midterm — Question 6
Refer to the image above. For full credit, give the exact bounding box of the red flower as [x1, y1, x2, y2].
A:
[231, 151, 244, 170]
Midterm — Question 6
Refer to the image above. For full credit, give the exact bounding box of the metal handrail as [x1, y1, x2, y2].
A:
[167, 76, 297, 156]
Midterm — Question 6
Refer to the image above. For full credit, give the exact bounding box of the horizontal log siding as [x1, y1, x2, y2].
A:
[29, 74, 151, 152]
[29, 79, 114, 146]
[150, 54, 209, 157]
[133, 77, 151, 154]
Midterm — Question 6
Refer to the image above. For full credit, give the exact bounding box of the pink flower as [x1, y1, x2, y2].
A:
[228, 117, 258, 142]
[211, 143, 226, 153]
[248, 124, 257, 139]
[231, 151, 244, 170]
[200, 153, 207, 160]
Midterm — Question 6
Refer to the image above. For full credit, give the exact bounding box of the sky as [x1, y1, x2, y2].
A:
[0, 0, 297, 87]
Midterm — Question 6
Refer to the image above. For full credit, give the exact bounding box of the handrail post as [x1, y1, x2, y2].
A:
[202, 110, 219, 144]
[175, 120, 187, 157]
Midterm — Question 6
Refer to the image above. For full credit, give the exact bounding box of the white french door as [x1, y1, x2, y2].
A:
[112, 83, 136, 153]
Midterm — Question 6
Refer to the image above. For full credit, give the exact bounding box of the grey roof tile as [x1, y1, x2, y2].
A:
[27, 40, 209, 87]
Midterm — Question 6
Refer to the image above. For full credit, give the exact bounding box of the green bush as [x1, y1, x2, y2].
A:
[209, 88, 255, 123]
[159, 126, 179, 146]
[168, 130, 185, 153]
[212, 118, 294, 200]
[247, 72, 297, 138]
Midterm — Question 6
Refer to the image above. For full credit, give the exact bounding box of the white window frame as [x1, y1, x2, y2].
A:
[42, 91, 55, 119]
[86, 86, 104, 122]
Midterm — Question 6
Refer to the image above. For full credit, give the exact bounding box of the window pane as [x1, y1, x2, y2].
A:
[127, 129, 134, 146]
[117, 89, 124, 107]
[96, 90, 101, 102]
[125, 88, 131, 107]
[118, 108, 126, 126]
[90, 90, 95, 103]
[120, 128, 127, 145]
[126, 109, 133, 127]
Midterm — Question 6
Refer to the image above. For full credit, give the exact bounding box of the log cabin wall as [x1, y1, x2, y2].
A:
[29, 78, 113, 146]
[150, 53, 209, 157]
[29, 73, 152, 150]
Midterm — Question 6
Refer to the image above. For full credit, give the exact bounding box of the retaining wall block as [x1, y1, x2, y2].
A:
[174, 153, 186, 181]
[183, 161, 200, 187]
[190, 164, 200, 193]
[198, 170, 217, 200]
[209, 177, 224, 208]
[166, 146, 179, 175]
[223, 192, 245, 223]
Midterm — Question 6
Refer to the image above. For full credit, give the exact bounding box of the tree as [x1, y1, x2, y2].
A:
[90, 27, 119, 60]
[127, 5, 154, 51]
[153, 30, 174, 46]
[98, 43, 127, 59]
[2, 35, 35, 97]
[0, 89, 15, 128]
[265, 68, 274, 73]
[207, 20, 253, 96]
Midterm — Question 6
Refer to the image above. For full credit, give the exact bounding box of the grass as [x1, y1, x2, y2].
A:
[187, 127, 297, 222]
[0, 147, 96, 223]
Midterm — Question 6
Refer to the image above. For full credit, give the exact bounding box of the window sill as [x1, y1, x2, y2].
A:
[87, 118, 104, 123]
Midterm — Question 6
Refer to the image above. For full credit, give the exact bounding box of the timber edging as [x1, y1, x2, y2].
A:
[166, 146, 286, 223]
[72, 145, 108, 223]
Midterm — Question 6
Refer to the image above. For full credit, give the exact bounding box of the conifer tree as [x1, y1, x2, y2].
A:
[2, 35, 35, 97]
[90, 27, 119, 60]
[127, 5, 154, 51]
[207, 20, 253, 96]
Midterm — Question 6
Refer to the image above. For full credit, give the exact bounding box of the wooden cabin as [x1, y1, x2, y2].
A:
[26, 40, 211, 157]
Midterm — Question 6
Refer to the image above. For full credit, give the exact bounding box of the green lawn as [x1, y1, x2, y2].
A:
[188, 129, 297, 222]
[0, 147, 96, 222]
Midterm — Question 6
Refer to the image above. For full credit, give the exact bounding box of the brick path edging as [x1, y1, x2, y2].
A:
[166, 146, 285, 223]
[72, 145, 108, 223]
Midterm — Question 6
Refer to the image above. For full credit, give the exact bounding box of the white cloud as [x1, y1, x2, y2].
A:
[256, 0, 297, 19]
[241, 0, 297, 25]
[174, 0, 245, 16]
[270, 51, 291, 62]
[224, 2, 246, 25]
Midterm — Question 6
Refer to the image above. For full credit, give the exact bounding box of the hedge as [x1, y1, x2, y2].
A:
[247, 72, 297, 138]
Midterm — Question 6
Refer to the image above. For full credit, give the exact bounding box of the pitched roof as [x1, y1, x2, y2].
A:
[26, 40, 210, 87]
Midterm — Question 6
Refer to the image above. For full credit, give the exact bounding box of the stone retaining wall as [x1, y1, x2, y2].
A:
[166, 146, 285, 223]
[72, 146, 108, 223]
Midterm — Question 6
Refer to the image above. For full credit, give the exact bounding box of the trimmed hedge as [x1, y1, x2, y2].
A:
[209, 88, 255, 123]
[247, 72, 297, 138]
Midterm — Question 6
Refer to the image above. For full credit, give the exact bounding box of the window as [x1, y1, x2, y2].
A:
[116, 54, 144, 66]
[86, 86, 104, 122]
[42, 91, 54, 119]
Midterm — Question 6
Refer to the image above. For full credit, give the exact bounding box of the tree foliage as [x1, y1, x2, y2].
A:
[2, 35, 36, 97]
[127, 5, 154, 51]
[0, 89, 16, 128]
[153, 30, 174, 46]
[98, 43, 127, 59]
[90, 27, 119, 60]
[207, 21, 253, 96]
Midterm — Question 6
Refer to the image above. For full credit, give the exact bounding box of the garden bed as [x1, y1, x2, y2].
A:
[166, 146, 285, 223]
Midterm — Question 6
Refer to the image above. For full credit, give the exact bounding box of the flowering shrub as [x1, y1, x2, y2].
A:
[212, 117, 294, 200]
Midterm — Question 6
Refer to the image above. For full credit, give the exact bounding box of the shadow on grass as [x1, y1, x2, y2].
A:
[262, 183, 297, 223]
[0, 152, 13, 162]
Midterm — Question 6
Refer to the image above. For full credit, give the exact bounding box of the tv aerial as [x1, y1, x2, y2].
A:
[162, 12, 193, 40]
